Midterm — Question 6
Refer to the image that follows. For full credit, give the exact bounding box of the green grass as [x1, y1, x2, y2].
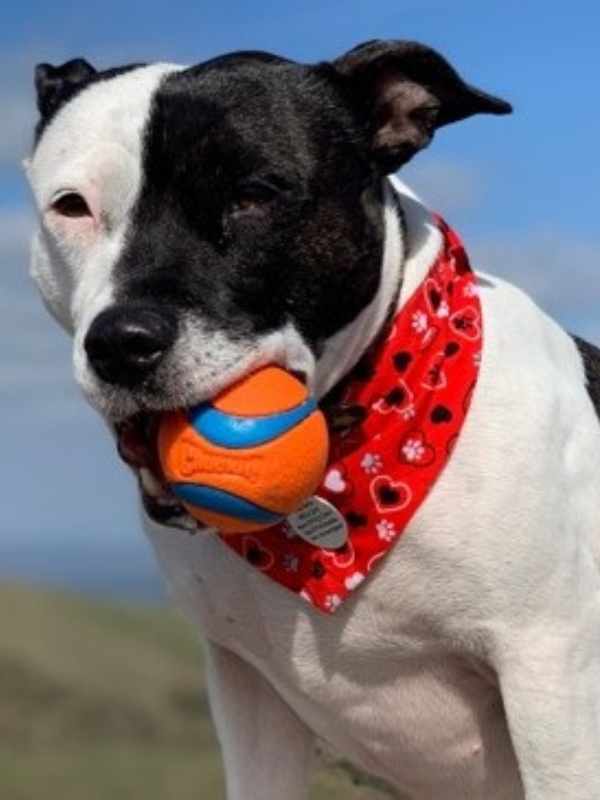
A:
[0, 582, 393, 799]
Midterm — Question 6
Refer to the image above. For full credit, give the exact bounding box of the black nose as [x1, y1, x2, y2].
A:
[84, 305, 177, 387]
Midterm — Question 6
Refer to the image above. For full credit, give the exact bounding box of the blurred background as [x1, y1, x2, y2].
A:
[1, 1, 599, 797]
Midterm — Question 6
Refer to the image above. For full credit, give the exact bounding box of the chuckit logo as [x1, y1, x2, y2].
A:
[178, 435, 260, 483]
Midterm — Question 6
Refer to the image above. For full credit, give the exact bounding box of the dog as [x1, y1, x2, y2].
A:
[25, 40, 600, 799]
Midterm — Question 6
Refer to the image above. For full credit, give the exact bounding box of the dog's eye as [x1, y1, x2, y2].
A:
[51, 192, 92, 218]
[233, 196, 266, 214]
[229, 180, 279, 218]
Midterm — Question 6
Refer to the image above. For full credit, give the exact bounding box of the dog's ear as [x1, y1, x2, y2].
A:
[34, 58, 97, 120]
[333, 40, 512, 173]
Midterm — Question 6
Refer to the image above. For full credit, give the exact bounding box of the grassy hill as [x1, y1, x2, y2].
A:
[0, 583, 394, 799]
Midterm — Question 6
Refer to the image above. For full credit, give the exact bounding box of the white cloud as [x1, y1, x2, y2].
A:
[470, 233, 600, 344]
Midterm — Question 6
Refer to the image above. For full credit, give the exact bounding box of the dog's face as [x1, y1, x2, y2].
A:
[26, 41, 509, 527]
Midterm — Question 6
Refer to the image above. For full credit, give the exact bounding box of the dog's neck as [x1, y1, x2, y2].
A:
[315, 176, 443, 399]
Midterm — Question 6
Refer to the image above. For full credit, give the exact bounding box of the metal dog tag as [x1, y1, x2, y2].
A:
[287, 496, 348, 549]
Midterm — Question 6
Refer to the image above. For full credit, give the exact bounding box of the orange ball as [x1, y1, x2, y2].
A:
[158, 366, 329, 534]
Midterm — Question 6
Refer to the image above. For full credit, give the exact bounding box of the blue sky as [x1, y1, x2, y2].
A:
[2, 0, 600, 600]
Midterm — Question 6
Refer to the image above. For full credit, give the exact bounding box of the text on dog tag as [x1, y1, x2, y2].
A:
[287, 496, 348, 549]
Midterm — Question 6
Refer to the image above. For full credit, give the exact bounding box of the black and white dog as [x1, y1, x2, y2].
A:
[26, 41, 600, 799]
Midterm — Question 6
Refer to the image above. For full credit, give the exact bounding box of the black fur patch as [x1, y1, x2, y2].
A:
[113, 52, 386, 351]
[572, 335, 600, 420]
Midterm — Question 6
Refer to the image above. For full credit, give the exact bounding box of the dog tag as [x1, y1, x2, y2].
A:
[287, 496, 348, 549]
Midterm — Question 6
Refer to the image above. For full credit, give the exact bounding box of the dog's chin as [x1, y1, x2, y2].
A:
[115, 411, 206, 533]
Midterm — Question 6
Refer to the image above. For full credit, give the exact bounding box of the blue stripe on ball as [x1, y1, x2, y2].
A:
[170, 483, 284, 524]
[188, 396, 317, 449]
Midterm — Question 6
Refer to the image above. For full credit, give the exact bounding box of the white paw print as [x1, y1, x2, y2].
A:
[401, 438, 425, 462]
[376, 519, 397, 542]
[411, 310, 428, 334]
[324, 594, 342, 612]
[436, 300, 450, 318]
[344, 572, 365, 591]
[360, 452, 382, 474]
[463, 282, 479, 298]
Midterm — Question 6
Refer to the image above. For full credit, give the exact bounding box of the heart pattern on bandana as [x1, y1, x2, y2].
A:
[370, 475, 412, 513]
[218, 213, 482, 614]
[242, 537, 275, 571]
[322, 540, 356, 568]
[422, 352, 448, 390]
[449, 306, 481, 341]
[372, 381, 414, 416]
[324, 466, 351, 496]
[424, 277, 444, 316]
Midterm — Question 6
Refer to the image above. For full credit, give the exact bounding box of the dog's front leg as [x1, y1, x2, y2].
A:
[205, 640, 314, 800]
[496, 614, 600, 799]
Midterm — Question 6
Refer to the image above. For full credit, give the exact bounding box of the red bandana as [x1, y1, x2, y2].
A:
[218, 216, 482, 613]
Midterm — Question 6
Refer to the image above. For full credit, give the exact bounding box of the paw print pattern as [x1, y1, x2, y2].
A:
[360, 452, 382, 474]
[324, 594, 342, 613]
[402, 438, 424, 461]
[398, 431, 435, 467]
[376, 519, 397, 542]
[411, 310, 428, 334]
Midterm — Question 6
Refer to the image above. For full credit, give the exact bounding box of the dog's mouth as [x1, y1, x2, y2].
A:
[115, 412, 204, 532]
[113, 368, 310, 531]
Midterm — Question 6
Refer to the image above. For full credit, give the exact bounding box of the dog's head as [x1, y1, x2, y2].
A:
[25, 41, 510, 527]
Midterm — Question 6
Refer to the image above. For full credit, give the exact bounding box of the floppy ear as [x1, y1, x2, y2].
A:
[333, 40, 512, 173]
[34, 58, 97, 120]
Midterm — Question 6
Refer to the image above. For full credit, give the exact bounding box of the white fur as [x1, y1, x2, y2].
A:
[145, 181, 600, 799]
[28, 73, 600, 797]
[27, 64, 183, 416]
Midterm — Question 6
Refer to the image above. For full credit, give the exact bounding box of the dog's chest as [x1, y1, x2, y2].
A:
[147, 523, 520, 795]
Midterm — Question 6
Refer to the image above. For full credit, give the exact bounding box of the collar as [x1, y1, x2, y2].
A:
[218, 200, 483, 614]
